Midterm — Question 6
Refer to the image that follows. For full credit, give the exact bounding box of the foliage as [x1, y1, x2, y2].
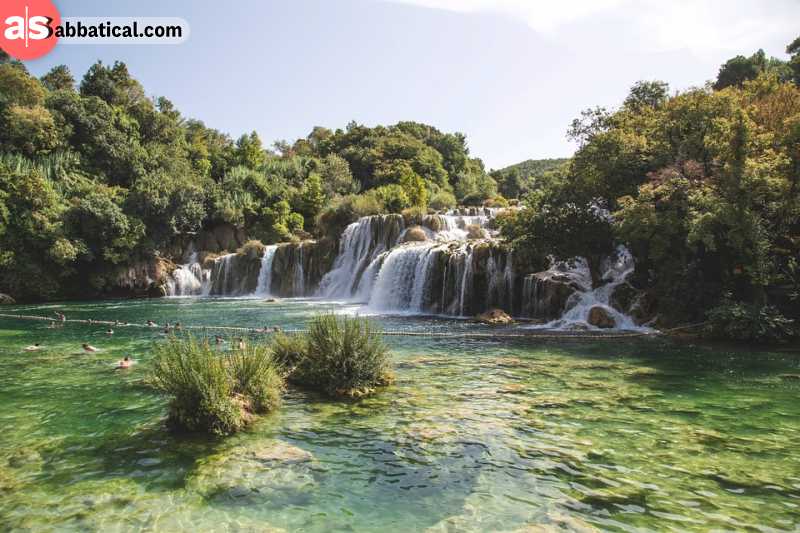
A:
[147, 336, 282, 435]
[714, 49, 792, 90]
[706, 298, 796, 344]
[268, 331, 308, 371]
[502, 36, 800, 327]
[375, 184, 411, 213]
[237, 239, 266, 259]
[280, 314, 393, 398]
[0, 57, 489, 300]
[314, 192, 385, 240]
[428, 189, 456, 211]
[490, 158, 569, 199]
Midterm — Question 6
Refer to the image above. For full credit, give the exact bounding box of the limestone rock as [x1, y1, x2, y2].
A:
[402, 226, 428, 243]
[587, 306, 616, 328]
[522, 271, 582, 320]
[0, 293, 15, 305]
[466, 224, 486, 240]
[475, 308, 514, 325]
[610, 281, 639, 314]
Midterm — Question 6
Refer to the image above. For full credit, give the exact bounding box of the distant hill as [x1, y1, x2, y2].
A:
[490, 158, 570, 199]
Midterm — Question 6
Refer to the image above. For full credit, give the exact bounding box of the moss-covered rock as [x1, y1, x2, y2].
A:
[402, 226, 428, 243]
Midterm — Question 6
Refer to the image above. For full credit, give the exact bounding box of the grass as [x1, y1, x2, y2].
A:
[147, 336, 283, 435]
[274, 314, 394, 398]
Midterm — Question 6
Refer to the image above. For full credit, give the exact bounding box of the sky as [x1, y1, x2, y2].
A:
[23, 0, 800, 170]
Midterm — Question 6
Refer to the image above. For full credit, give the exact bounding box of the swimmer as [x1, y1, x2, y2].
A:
[214, 335, 224, 345]
[117, 356, 132, 369]
[24, 343, 41, 352]
[54, 311, 66, 322]
[237, 338, 246, 350]
[106, 328, 114, 336]
[146, 320, 156, 327]
[82, 343, 99, 353]
[174, 322, 182, 331]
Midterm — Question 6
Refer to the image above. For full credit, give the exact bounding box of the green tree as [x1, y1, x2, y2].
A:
[41, 65, 75, 91]
[235, 131, 266, 169]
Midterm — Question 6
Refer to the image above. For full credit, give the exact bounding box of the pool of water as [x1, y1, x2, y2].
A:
[1, 297, 799, 532]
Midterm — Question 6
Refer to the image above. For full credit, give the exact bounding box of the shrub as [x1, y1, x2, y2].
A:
[706, 300, 796, 344]
[269, 331, 308, 371]
[429, 190, 456, 211]
[401, 206, 427, 225]
[375, 184, 411, 213]
[288, 314, 393, 398]
[237, 239, 265, 259]
[461, 192, 487, 206]
[484, 195, 509, 208]
[315, 192, 384, 240]
[286, 212, 304, 233]
[148, 336, 283, 435]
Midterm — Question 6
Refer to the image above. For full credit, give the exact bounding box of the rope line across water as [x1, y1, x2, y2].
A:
[0, 312, 688, 340]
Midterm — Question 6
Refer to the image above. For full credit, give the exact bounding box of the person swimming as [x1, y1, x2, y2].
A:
[215, 335, 224, 345]
[106, 328, 114, 336]
[237, 338, 246, 350]
[174, 322, 182, 331]
[82, 343, 99, 353]
[146, 320, 156, 327]
[117, 356, 132, 369]
[24, 343, 41, 352]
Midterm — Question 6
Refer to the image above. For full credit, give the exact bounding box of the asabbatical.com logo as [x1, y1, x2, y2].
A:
[0, 0, 189, 60]
[0, 0, 60, 60]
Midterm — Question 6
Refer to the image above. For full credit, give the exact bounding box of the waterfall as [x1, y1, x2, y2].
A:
[530, 246, 646, 330]
[254, 245, 277, 297]
[368, 243, 443, 313]
[165, 252, 210, 296]
[293, 242, 306, 296]
[162, 207, 645, 329]
[318, 214, 405, 299]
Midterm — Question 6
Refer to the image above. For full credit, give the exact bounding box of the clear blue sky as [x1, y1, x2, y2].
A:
[25, 0, 800, 170]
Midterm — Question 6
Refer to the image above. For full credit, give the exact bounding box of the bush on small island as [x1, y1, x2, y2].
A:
[237, 239, 266, 259]
[148, 336, 283, 435]
[706, 299, 797, 344]
[271, 314, 393, 398]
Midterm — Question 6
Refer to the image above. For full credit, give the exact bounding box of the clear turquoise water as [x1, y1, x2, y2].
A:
[1, 297, 799, 532]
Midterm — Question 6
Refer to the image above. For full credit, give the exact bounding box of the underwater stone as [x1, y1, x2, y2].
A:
[475, 308, 514, 325]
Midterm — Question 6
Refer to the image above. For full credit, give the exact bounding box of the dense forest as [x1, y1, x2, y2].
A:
[501, 37, 800, 337]
[1, 37, 799, 340]
[0, 48, 502, 301]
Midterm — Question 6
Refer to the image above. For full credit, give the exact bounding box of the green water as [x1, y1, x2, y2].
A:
[1, 298, 799, 532]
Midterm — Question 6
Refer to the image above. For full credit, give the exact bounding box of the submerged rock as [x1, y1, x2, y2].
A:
[475, 308, 514, 325]
[188, 439, 318, 508]
[587, 306, 616, 328]
[0, 293, 15, 305]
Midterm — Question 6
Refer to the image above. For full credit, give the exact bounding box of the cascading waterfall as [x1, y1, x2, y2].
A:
[318, 214, 405, 298]
[165, 252, 210, 296]
[293, 242, 306, 296]
[254, 245, 277, 297]
[167, 206, 646, 329]
[531, 246, 646, 330]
